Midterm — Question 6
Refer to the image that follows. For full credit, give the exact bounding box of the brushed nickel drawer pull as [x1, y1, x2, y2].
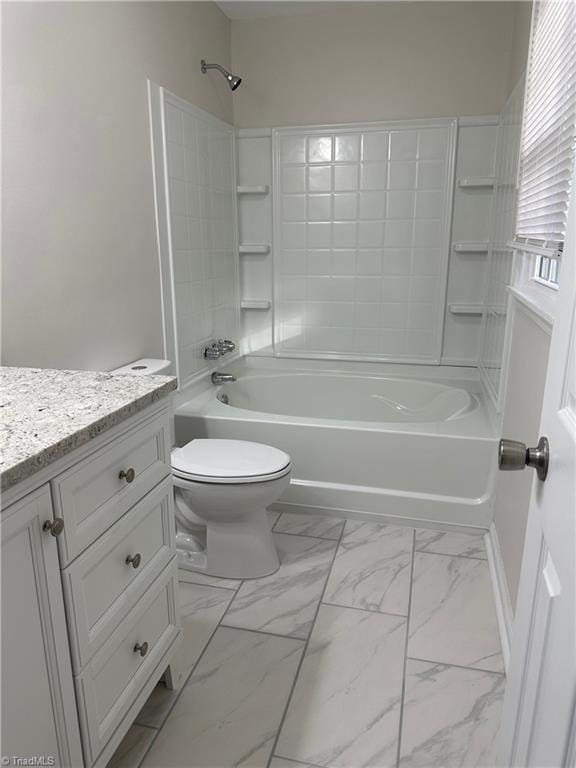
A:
[119, 468, 136, 483]
[125, 553, 142, 569]
[43, 518, 65, 537]
[133, 641, 148, 657]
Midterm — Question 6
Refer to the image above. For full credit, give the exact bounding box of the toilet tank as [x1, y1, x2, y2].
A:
[110, 358, 172, 376]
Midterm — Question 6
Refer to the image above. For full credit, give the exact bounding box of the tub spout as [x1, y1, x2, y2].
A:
[211, 371, 237, 384]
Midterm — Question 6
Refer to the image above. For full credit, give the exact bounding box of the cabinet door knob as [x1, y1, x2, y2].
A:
[119, 468, 136, 483]
[133, 641, 149, 657]
[125, 553, 142, 569]
[43, 518, 65, 537]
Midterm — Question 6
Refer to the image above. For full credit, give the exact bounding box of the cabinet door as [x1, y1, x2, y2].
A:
[1, 486, 83, 767]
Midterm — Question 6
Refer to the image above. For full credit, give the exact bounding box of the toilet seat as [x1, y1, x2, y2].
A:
[171, 439, 291, 485]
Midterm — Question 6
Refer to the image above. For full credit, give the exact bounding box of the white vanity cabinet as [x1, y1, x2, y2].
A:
[1, 399, 181, 768]
[1, 486, 84, 767]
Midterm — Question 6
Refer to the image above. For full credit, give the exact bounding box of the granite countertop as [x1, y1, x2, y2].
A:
[0, 367, 177, 493]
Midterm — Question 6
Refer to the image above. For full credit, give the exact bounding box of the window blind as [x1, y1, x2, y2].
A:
[516, 0, 576, 247]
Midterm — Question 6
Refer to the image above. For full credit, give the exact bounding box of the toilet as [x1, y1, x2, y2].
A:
[172, 439, 291, 579]
[111, 358, 292, 579]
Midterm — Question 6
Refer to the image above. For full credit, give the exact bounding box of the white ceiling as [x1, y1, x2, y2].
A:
[215, 1, 363, 20]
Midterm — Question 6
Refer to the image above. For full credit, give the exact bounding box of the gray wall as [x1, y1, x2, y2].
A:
[231, 2, 521, 128]
[2, 1, 232, 371]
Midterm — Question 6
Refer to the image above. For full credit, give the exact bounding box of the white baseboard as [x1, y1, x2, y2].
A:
[485, 521, 514, 672]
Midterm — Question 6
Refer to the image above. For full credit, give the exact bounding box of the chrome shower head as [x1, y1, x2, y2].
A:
[201, 59, 242, 91]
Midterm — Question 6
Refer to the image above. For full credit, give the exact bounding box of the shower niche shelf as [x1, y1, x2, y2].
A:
[237, 185, 270, 195]
[449, 303, 484, 316]
[240, 300, 271, 310]
[457, 177, 496, 189]
[453, 242, 490, 254]
[239, 244, 270, 255]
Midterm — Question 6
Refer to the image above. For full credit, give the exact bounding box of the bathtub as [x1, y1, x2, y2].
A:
[175, 360, 498, 529]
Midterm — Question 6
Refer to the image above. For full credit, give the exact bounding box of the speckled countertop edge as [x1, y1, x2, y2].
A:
[1, 370, 177, 493]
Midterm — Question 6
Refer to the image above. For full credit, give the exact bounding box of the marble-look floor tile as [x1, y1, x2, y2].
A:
[177, 567, 242, 591]
[270, 758, 318, 768]
[415, 529, 487, 559]
[399, 659, 505, 767]
[136, 582, 234, 728]
[222, 533, 337, 639]
[273, 511, 345, 540]
[106, 724, 156, 768]
[141, 627, 304, 768]
[408, 553, 503, 672]
[276, 604, 406, 768]
[323, 521, 413, 615]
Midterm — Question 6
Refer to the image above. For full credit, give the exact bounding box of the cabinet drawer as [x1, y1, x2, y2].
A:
[52, 412, 171, 564]
[75, 562, 180, 765]
[63, 478, 176, 672]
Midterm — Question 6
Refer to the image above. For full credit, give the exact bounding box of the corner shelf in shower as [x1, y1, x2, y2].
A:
[239, 244, 270, 255]
[240, 300, 271, 310]
[457, 177, 496, 189]
[449, 303, 484, 316]
[453, 242, 490, 254]
[237, 185, 270, 195]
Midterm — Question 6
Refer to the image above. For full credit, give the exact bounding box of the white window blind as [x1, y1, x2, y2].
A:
[516, 0, 576, 248]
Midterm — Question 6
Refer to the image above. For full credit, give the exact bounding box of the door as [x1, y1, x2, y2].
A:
[497, 194, 576, 765]
[1, 486, 83, 767]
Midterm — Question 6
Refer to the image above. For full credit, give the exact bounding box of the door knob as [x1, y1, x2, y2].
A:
[498, 436, 549, 481]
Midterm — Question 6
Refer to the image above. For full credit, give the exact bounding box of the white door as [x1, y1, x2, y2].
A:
[498, 196, 576, 766]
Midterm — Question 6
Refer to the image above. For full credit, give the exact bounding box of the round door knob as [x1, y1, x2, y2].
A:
[125, 553, 142, 569]
[498, 436, 549, 481]
[43, 518, 65, 537]
[133, 641, 148, 657]
[119, 468, 136, 483]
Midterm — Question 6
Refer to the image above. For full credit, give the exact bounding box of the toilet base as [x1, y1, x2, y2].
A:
[175, 508, 281, 580]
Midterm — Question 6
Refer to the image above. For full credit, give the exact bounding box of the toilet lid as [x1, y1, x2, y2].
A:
[171, 439, 291, 484]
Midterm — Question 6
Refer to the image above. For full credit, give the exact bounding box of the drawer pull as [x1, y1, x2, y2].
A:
[43, 518, 65, 537]
[119, 468, 136, 484]
[133, 641, 149, 657]
[125, 553, 142, 569]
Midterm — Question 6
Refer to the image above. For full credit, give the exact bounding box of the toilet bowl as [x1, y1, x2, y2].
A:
[171, 439, 291, 579]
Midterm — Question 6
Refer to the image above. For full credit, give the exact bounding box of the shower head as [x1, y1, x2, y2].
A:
[201, 59, 242, 91]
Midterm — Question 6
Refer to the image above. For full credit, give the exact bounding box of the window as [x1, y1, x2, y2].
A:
[515, 0, 576, 289]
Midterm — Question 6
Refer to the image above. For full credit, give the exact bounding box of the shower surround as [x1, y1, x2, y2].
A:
[149, 87, 509, 527]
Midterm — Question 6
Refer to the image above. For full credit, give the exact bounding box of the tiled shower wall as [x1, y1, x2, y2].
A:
[163, 93, 239, 387]
[479, 79, 525, 405]
[273, 122, 456, 363]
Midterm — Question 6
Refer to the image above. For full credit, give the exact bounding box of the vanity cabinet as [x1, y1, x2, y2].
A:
[1, 486, 83, 767]
[1, 399, 180, 768]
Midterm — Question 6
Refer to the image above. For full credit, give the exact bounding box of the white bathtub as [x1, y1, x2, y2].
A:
[175, 360, 498, 529]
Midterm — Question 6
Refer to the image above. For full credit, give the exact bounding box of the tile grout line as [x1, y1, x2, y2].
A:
[219, 624, 308, 642]
[177, 578, 239, 592]
[321, 600, 408, 619]
[406, 655, 507, 677]
[395, 527, 416, 768]
[414, 548, 487, 562]
[265, 518, 348, 768]
[271, 512, 345, 542]
[135, 575, 246, 768]
[271, 529, 343, 542]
